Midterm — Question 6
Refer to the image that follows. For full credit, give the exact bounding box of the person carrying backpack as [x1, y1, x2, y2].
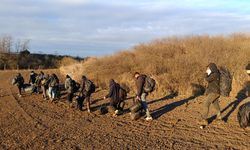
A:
[29, 71, 37, 85]
[134, 72, 155, 121]
[41, 74, 49, 100]
[104, 79, 125, 116]
[201, 63, 222, 126]
[79, 75, 96, 113]
[48, 74, 59, 102]
[65, 75, 76, 107]
[13, 73, 25, 97]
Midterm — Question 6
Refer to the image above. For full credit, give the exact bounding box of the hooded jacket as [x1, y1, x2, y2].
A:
[205, 63, 220, 95]
[106, 79, 121, 103]
[65, 77, 73, 93]
[136, 74, 147, 97]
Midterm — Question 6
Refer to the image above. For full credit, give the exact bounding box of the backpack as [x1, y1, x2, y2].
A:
[237, 102, 250, 128]
[219, 67, 232, 97]
[143, 76, 156, 93]
[71, 80, 80, 93]
[85, 79, 96, 93]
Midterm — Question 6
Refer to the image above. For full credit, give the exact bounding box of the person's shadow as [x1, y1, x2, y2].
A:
[151, 95, 198, 119]
[218, 86, 249, 123]
[148, 91, 178, 105]
[151, 84, 205, 119]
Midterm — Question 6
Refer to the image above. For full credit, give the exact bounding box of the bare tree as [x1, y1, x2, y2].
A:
[0, 35, 13, 53]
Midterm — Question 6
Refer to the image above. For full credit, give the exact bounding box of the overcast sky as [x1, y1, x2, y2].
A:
[0, 0, 250, 57]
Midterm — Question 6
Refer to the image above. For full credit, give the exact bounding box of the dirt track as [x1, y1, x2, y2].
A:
[0, 70, 250, 150]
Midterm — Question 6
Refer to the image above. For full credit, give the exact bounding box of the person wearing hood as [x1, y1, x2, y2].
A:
[201, 63, 222, 126]
[79, 75, 96, 113]
[65, 75, 75, 107]
[13, 73, 25, 97]
[134, 72, 153, 121]
[41, 74, 49, 100]
[104, 79, 122, 116]
[29, 71, 37, 85]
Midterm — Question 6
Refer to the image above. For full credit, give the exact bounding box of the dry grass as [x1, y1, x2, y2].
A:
[60, 33, 250, 98]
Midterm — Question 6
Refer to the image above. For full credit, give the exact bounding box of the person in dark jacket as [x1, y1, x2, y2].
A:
[134, 72, 153, 121]
[104, 79, 123, 116]
[79, 75, 95, 113]
[65, 75, 75, 107]
[29, 71, 37, 85]
[13, 73, 25, 97]
[201, 63, 222, 126]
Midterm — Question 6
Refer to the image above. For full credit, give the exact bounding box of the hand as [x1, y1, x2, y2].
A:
[136, 96, 140, 100]
[103, 96, 106, 100]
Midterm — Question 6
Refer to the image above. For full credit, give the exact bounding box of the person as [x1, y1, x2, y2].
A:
[79, 75, 95, 113]
[134, 72, 153, 121]
[65, 75, 75, 107]
[104, 79, 124, 116]
[13, 73, 25, 97]
[41, 74, 49, 100]
[201, 63, 222, 126]
[29, 71, 37, 85]
[48, 74, 59, 102]
[34, 71, 44, 94]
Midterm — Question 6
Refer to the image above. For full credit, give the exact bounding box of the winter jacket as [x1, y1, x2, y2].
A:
[65, 77, 73, 93]
[135, 74, 147, 97]
[79, 78, 94, 96]
[48, 74, 59, 88]
[106, 79, 121, 104]
[205, 63, 220, 95]
[29, 73, 37, 84]
[15, 75, 24, 87]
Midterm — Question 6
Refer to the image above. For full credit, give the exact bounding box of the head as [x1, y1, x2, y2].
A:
[82, 75, 87, 81]
[246, 63, 250, 76]
[109, 79, 115, 85]
[206, 63, 218, 75]
[134, 72, 140, 79]
[17, 73, 21, 76]
[66, 75, 70, 79]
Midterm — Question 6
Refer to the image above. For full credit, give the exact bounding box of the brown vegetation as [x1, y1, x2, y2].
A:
[60, 34, 250, 97]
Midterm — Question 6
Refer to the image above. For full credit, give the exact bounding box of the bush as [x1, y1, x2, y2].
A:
[60, 34, 250, 98]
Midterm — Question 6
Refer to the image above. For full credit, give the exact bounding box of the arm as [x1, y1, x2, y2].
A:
[106, 84, 114, 98]
[205, 72, 219, 82]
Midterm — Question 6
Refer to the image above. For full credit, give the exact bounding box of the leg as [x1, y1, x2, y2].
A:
[42, 86, 47, 99]
[202, 95, 213, 120]
[86, 94, 91, 113]
[77, 96, 84, 111]
[17, 85, 22, 96]
[67, 93, 73, 103]
[48, 87, 52, 99]
[212, 98, 221, 119]
[141, 93, 152, 119]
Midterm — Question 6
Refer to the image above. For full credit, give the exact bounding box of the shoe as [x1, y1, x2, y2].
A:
[201, 119, 208, 126]
[216, 114, 222, 120]
[145, 116, 153, 121]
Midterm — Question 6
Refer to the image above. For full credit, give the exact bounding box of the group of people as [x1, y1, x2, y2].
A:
[11, 62, 250, 126]
[12, 70, 156, 120]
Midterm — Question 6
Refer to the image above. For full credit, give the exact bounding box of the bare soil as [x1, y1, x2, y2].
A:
[0, 70, 250, 150]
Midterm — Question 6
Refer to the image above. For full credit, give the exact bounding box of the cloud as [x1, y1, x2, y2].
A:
[0, 0, 250, 56]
